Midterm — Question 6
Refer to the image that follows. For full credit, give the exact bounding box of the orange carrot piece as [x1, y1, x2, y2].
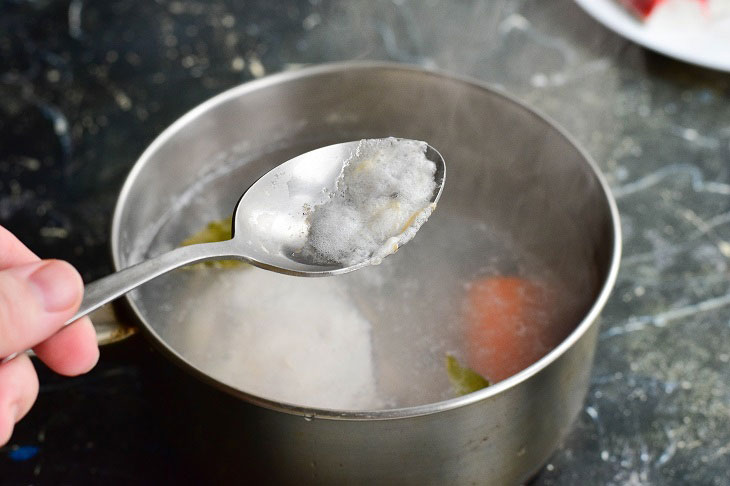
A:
[465, 276, 560, 383]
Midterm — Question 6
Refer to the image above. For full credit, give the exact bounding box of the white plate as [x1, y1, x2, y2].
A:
[575, 0, 730, 72]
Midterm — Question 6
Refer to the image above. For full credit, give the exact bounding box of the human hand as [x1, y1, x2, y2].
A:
[0, 225, 99, 446]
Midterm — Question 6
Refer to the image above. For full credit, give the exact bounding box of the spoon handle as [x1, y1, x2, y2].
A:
[67, 240, 241, 325]
[0, 241, 241, 365]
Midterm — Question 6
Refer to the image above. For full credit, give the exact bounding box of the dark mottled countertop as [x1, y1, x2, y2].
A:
[1, 0, 729, 484]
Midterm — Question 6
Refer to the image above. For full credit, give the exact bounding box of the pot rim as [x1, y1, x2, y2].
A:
[111, 60, 622, 421]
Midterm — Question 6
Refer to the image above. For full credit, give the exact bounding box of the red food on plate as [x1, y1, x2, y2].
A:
[618, 0, 665, 19]
[465, 276, 565, 383]
[618, 0, 707, 19]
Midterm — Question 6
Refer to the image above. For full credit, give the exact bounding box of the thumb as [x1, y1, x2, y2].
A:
[0, 260, 83, 358]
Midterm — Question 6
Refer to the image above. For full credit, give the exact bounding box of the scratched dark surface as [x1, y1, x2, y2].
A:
[2, 0, 730, 484]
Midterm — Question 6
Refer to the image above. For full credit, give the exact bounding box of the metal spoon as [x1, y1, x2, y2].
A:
[69, 139, 445, 324]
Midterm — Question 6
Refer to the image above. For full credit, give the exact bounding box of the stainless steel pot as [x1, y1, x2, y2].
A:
[104, 62, 620, 484]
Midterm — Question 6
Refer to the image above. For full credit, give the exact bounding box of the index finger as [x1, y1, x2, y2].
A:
[0, 226, 39, 270]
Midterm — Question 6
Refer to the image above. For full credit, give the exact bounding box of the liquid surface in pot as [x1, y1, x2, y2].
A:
[128, 141, 594, 410]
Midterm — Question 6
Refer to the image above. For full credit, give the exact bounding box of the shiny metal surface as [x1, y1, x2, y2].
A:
[231, 139, 445, 276]
[110, 62, 621, 484]
[66, 140, 445, 323]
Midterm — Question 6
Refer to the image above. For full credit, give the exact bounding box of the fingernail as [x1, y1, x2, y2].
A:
[27, 261, 81, 312]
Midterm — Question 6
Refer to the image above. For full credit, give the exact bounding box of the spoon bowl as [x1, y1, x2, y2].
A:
[70, 139, 445, 323]
[234, 140, 445, 276]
